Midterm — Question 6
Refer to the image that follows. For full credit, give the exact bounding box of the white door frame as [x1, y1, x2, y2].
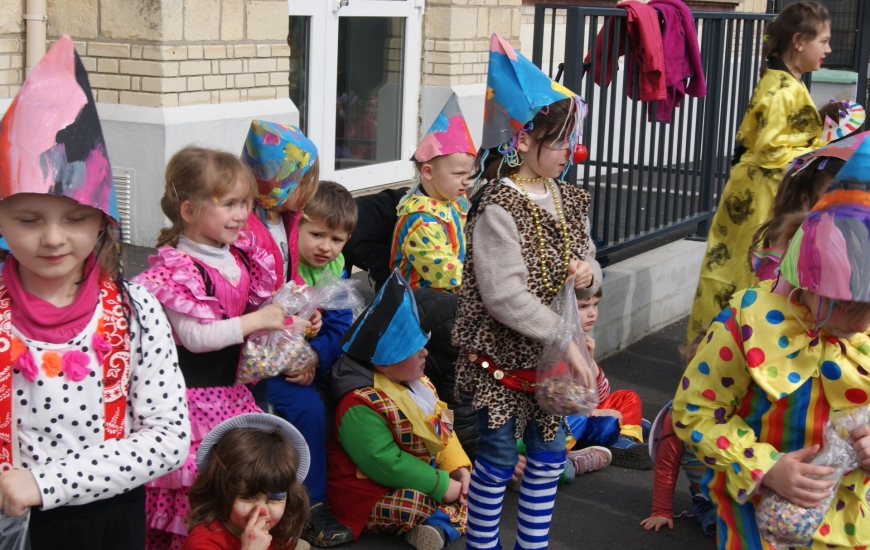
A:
[288, 0, 423, 192]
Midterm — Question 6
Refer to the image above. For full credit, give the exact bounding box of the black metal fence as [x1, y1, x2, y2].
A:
[533, 6, 773, 256]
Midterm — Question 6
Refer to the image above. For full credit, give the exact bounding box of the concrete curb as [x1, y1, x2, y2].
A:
[593, 238, 705, 360]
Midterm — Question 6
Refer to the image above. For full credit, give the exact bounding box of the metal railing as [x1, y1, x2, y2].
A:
[533, 6, 773, 256]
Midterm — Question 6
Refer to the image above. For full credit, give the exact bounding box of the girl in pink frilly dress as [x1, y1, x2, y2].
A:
[132, 146, 310, 550]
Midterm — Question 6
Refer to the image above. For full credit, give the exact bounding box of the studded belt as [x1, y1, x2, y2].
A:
[464, 351, 537, 393]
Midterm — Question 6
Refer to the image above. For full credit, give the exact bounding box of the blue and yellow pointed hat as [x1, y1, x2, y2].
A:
[241, 120, 317, 209]
[341, 270, 429, 365]
[480, 33, 582, 150]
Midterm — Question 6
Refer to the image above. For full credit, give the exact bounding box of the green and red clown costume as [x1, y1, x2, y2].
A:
[326, 271, 470, 541]
[673, 138, 870, 550]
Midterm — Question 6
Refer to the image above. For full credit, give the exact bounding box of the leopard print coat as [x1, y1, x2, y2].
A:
[452, 179, 592, 441]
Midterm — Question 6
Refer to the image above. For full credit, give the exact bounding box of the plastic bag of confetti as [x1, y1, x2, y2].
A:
[0, 509, 29, 550]
[238, 273, 364, 383]
[756, 407, 869, 548]
[535, 276, 599, 416]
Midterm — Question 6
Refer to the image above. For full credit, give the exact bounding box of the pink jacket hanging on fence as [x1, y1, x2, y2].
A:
[648, 0, 707, 123]
[585, 0, 666, 103]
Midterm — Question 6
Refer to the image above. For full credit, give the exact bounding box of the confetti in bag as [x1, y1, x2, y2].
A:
[238, 272, 364, 384]
[535, 276, 599, 415]
[0, 509, 30, 550]
[756, 407, 869, 548]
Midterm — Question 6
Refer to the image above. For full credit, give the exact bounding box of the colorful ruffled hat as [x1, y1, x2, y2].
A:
[790, 129, 870, 175]
[413, 93, 476, 163]
[781, 138, 870, 302]
[0, 35, 118, 222]
[476, 33, 587, 181]
[341, 269, 429, 365]
[241, 120, 317, 209]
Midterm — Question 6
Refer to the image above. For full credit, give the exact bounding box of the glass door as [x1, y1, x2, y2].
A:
[288, 0, 423, 192]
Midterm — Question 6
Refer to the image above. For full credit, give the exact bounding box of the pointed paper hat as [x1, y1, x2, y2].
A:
[0, 35, 118, 222]
[790, 129, 870, 175]
[822, 101, 865, 143]
[781, 138, 870, 302]
[413, 93, 476, 162]
[341, 269, 429, 365]
[241, 120, 318, 209]
[480, 33, 580, 151]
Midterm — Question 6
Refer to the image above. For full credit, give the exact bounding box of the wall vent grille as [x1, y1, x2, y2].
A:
[113, 168, 133, 244]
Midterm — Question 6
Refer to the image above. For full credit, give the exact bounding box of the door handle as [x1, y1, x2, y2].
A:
[332, 0, 349, 12]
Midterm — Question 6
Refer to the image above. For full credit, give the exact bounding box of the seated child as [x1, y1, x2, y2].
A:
[267, 181, 357, 547]
[568, 287, 652, 470]
[326, 271, 470, 550]
[390, 93, 476, 292]
[183, 413, 310, 550]
[641, 401, 714, 537]
[640, 336, 714, 537]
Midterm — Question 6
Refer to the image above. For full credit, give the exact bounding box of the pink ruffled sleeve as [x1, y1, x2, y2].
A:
[130, 247, 224, 322]
[235, 231, 278, 309]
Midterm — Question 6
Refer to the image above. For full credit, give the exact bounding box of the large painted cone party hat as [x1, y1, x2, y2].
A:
[341, 269, 430, 365]
[480, 33, 584, 151]
[241, 120, 318, 209]
[413, 93, 476, 162]
[781, 138, 870, 302]
[0, 35, 118, 222]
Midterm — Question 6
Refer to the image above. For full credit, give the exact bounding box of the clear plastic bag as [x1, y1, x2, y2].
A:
[237, 272, 364, 384]
[756, 407, 870, 548]
[534, 276, 600, 416]
[0, 509, 30, 550]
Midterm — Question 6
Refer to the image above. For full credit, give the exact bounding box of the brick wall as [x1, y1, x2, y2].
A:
[1, 0, 290, 106]
[422, 0, 523, 87]
[0, 0, 24, 100]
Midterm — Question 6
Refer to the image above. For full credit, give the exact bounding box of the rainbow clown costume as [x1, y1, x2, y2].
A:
[390, 93, 476, 292]
[673, 138, 870, 550]
[326, 270, 470, 546]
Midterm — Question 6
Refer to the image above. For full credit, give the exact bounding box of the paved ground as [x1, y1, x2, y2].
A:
[123, 244, 716, 550]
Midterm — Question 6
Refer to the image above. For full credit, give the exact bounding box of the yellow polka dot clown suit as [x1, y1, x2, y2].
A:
[390, 93, 475, 292]
[673, 138, 870, 550]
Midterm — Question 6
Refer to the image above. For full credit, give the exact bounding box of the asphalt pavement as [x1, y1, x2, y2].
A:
[123, 244, 716, 550]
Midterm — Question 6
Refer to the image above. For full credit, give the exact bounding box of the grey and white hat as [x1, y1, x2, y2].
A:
[195, 413, 310, 481]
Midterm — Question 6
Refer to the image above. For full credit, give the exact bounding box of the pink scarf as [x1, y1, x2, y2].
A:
[2, 253, 101, 344]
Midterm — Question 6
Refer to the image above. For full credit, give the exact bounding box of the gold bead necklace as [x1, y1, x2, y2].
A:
[514, 177, 572, 294]
[513, 175, 546, 184]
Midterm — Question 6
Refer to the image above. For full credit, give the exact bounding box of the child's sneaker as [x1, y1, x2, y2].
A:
[567, 446, 612, 475]
[404, 524, 446, 550]
[609, 435, 653, 470]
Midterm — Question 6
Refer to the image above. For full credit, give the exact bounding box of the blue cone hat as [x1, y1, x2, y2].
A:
[341, 269, 429, 365]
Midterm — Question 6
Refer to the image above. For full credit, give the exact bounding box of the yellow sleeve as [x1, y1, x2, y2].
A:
[436, 430, 472, 473]
[402, 215, 463, 292]
[750, 85, 820, 170]
[672, 307, 781, 504]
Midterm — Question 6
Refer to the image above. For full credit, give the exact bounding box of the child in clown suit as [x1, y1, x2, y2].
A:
[326, 271, 470, 550]
[673, 138, 870, 550]
[390, 93, 476, 292]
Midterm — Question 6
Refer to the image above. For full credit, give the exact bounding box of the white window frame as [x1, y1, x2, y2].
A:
[287, 0, 423, 192]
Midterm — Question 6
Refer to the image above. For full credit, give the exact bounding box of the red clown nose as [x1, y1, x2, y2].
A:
[573, 144, 588, 164]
